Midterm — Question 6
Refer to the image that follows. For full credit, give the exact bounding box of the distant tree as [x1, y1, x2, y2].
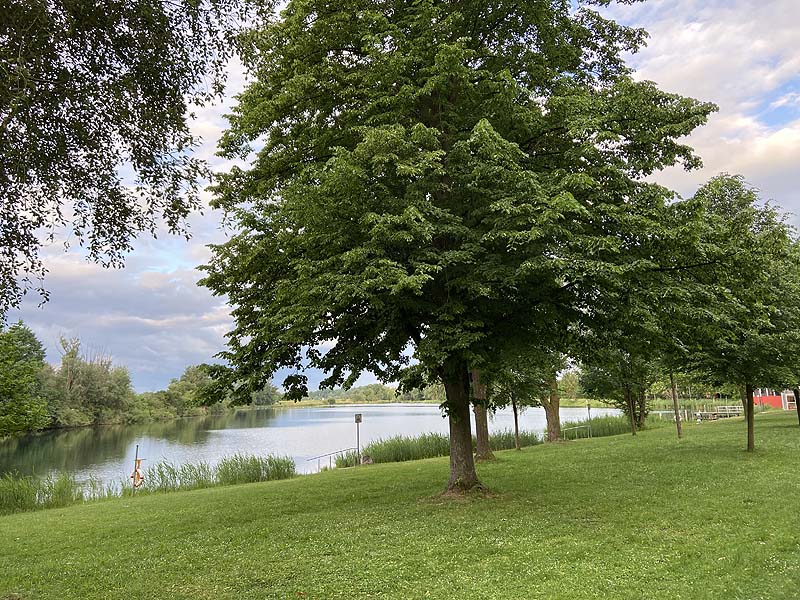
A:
[490, 360, 545, 450]
[0, 321, 49, 436]
[0, 0, 252, 316]
[42, 337, 136, 425]
[201, 0, 715, 492]
[167, 364, 228, 412]
[558, 370, 582, 402]
[580, 352, 658, 435]
[251, 382, 281, 405]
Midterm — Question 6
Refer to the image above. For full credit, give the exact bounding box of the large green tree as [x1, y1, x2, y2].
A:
[0, 321, 49, 436]
[0, 0, 251, 315]
[201, 0, 715, 492]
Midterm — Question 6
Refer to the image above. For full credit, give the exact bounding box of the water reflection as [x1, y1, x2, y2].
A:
[0, 404, 618, 485]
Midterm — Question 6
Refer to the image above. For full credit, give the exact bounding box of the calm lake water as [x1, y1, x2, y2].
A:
[0, 404, 620, 486]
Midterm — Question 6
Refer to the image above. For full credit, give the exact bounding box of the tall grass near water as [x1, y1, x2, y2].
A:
[560, 415, 634, 439]
[0, 472, 86, 515]
[336, 429, 546, 467]
[336, 414, 636, 467]
[0, 453, 296, 515]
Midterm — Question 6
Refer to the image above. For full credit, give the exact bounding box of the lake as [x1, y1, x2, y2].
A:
[0, 403, 620, 486]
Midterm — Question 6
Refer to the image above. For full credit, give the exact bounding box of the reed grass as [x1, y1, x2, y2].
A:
[336, 429, 545, 467]
[216, 454, 296, 486]
[0, 472, 84, 515]
[487, 428, 543, 450]
[335, 416, 636, 468]
[0, 453, 296, 515]
[560, 414, 671, 439]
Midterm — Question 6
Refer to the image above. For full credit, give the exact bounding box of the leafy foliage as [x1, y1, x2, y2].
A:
[682, 176, 800, 390]
[0, 321, 49, 436]
[201, 0, 715, 407]
[0, 0, 253, 315]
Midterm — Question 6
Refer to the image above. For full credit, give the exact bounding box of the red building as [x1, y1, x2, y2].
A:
[754, 389, 797, 410]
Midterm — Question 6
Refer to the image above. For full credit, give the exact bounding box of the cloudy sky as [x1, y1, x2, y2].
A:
[9, 0, 800, 391]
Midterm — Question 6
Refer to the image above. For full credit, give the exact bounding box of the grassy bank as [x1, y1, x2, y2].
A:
[2, 413, 799, 599]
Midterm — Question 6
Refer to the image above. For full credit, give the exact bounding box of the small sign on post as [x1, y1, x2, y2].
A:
[355, 413, 362, 464]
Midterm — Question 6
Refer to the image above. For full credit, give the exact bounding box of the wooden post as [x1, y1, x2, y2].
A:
[670, 372, 682, 439]
[132, 444, 139, 496]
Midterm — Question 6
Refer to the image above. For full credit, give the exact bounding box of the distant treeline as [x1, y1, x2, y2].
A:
[302, 383, 441, 404]
[0, 321, 280, 437]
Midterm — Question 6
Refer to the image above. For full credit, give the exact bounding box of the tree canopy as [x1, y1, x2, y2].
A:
[0, 0, 252, 316]
[0, 321, 49, 436]
[201, 0, 716, 491]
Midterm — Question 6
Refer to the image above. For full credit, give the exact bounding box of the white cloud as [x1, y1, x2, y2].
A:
[600, 0, 800, 220]
[770, 93, 800, 109]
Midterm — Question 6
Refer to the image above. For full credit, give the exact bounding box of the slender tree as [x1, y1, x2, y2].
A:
[202, 0, 715, 492]
[684, 176, 800, 451]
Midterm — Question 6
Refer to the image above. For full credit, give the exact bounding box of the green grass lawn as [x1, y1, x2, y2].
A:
[2, 412, 799, 599]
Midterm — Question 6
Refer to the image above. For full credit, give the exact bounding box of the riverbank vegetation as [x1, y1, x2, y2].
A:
[0, 324, 284, 437]
[0, 453, 295, 516]
[2, 413, 797, 599]
[335, 415, 636, 467]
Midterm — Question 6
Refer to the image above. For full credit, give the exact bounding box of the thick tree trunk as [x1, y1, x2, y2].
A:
[442, 362, 482, 493]
[670, 371, 682, 439]
[540, 376, 561, 442]
[793, 388, 800, 426]
[746, 382, 755, 452]
[511, 398, 520, 450]
[625, 387, 637, 436]
[636, 389, 647, 429]
[471, 369, 495, 461]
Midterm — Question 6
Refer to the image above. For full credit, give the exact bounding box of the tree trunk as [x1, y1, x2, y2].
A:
[746, 382, 755, 452]
[793, 388, 800, 426]
[442, 362, 482, 492]
[471, 369, 495, 461]
[670, 371, 682, 439]
[511, 397, 520, 450]
[636, 389, 647, 429]
[540, 376, 561, 442]
[625, 386, 637, 436]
